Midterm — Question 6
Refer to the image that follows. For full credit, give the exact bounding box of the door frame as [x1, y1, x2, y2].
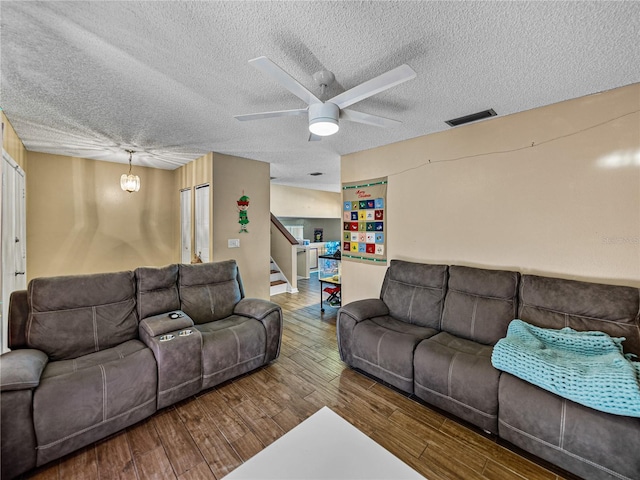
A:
[2, 149, 27, 353]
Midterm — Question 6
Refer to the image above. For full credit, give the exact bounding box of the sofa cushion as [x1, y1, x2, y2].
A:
[442, 266, 519, 345]
[519, 275, 640, 356]
[33, 340, 157, 465]
[179, 261, 243, 324]
[414, 331, 500, 433]
[350, 316, 438, 393]
[380, 260, 448, 329]
[499, 373, 640, 480]
[196, 315, 266, 389]
[27, 271, 138, 361]
[0, 349, 48, 392]
[135, 264, 180, 320]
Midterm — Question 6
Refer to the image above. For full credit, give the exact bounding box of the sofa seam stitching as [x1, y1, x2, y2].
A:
[93, 306, 99, 352]
[231, 327, 241, 365]
[498, 419, 632, 480]
[36, 398, 156, 450]
[31, 297, 134, 315]
[520, 301, 636, 325]
[388, 279, 443, 291]
[159, 377, 201, 395]
[207, 285, 215, 318]
[447, 352, 458, 398]
[353, 354, 413, 382]
[415, 381, 496, 419]
[471, 297, 478, 340]
[448, 287, 515, 302]
[441, 298, 448, 331]
[559, 398, 566, 449]
[27, 289, 34, 346]
[376, 331, 388, 367]
[99, 364, 107, 422]
[201, 353, 265, 377]
[408, 287, 417, 324]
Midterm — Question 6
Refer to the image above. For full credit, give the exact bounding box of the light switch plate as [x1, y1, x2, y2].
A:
[228, 239, 240, 248]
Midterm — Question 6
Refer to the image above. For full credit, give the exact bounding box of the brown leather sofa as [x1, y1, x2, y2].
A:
[0, 260, 282, 479]
[337, 260, 640, 480]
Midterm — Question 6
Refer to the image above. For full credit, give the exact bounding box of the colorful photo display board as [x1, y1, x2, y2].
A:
[341, 177, 387, 265]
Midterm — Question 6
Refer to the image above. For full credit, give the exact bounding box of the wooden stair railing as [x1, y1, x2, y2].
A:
[271, 213, 298, 245]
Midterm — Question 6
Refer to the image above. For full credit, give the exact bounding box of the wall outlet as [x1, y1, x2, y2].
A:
[228, 239, 240, 248]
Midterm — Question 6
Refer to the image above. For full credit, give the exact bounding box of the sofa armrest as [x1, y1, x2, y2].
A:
[0, 349, 48, 391]
[139, 311, 194, 338]
[9, 290, 29, 348]
[234, 298, 283, 363]
[234, 298, 281, 321]
[337, 299, 388, 365]
[339, 298, 389, 322]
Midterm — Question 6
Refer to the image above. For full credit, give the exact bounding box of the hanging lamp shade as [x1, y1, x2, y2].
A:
[121, 150, 140, 192]
[120, 173, 140, 192]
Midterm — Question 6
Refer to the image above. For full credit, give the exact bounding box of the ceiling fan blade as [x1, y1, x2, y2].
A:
[308, 133, 322, 142]
[340, 109, 402, 128]
[329, 64, 417, 110]
[249, 56, 321, 106]
[234, 108, 307, 122]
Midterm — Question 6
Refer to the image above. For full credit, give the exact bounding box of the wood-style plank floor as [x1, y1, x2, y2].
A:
[25, 275, 574, 480]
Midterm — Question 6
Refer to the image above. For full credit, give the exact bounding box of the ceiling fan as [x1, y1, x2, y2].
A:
[234, 56, 417, 141]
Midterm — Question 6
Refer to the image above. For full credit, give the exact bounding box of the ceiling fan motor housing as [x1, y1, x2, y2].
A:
[308, 102, 340, 136]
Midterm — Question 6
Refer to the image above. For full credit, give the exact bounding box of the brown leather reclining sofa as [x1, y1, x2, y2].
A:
[338, 260, 640, 480]
[1, 260, 283, 479]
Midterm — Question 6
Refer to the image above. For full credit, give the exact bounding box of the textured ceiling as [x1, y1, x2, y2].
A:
[1, 1, 638, 192]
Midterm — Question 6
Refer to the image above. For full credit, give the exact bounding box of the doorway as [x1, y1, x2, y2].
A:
[2, 150, 27, 353]
[195, 184, 210, 262]
[180, 188, 192, 264]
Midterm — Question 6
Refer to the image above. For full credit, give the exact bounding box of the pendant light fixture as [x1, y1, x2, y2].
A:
[120, 150, 140, 193]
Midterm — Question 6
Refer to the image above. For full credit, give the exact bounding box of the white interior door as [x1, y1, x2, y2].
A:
[180, 188, 192, 263]
[2, 150, 27, 353]
[195, 184, 210, 262]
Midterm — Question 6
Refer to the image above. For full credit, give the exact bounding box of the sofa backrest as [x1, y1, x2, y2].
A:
[380, 260, 448, 329]
[26, 271, 138, 361]
[135, 264, 180, 320]
[442, 266, 520, 345]
[178, 260, 244, 324]
[519, 275, 640, 356]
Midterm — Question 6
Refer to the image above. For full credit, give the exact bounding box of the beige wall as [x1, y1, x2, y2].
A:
[271, 184, 341, 218]
[2, 112, 27, 169]
[23, 147, 271, 299]
[212, 154, 271, 300]
[175, 152, 213, 190]
[26, 152, 177, 280]
[175, 152, 213, 261]
[341, 83, 640, 303]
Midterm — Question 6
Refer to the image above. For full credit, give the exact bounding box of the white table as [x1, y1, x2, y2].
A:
[223, 406, 426, 479]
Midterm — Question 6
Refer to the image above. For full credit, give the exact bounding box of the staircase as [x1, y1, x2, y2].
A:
[270, 258, 293, 296]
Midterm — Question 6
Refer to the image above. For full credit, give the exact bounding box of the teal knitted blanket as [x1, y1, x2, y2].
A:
[492, 319, 640, 417]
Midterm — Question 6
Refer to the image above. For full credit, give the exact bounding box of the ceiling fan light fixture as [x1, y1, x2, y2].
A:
[308, 102, 339, 137]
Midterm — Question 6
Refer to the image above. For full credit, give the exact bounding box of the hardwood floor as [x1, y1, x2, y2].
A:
[25, 275, 573, 480]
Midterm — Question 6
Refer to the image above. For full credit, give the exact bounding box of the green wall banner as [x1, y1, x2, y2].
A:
[341, 177, 387, 265]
